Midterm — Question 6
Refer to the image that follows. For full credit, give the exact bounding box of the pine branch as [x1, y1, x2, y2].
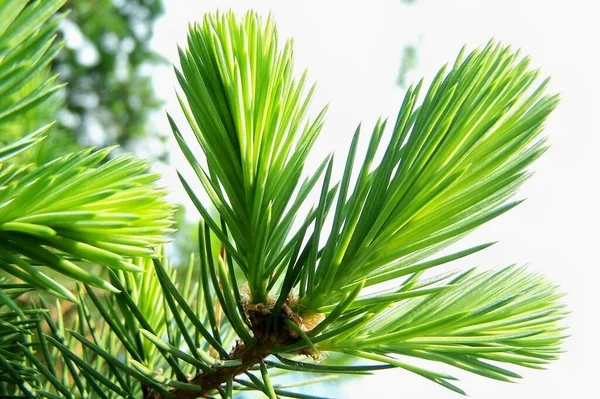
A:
[0, 0, 175, 298]
[173, 11, 328, 305]
[1, 6, 568, 399]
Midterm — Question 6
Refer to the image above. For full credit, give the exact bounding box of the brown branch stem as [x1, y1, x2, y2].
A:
[143, 303, 320, 399]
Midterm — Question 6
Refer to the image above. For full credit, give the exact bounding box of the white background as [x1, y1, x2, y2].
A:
[149, 1, 599, 397]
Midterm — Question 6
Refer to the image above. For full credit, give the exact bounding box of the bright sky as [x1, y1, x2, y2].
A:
[150, 1, 599, 397]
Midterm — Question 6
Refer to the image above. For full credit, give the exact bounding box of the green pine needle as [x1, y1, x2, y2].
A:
[0, 5, 568, 399]
[0, 148, 175, 298]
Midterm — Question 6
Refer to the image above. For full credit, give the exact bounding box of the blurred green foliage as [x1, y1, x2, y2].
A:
[0, 0, 167, 165]
[54, 0, 167, 159]
[396, 0, 419, 89]
[396, 45, 418, 89]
